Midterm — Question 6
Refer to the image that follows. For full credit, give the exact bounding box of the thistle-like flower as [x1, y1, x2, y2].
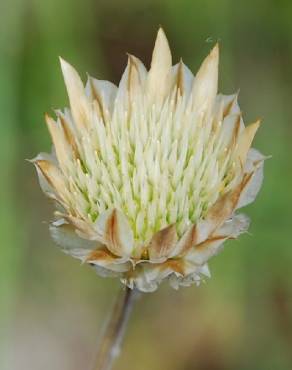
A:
[33, 29, 264, 292]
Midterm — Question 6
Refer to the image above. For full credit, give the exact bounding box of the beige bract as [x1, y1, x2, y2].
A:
[33, 29, 265, 292]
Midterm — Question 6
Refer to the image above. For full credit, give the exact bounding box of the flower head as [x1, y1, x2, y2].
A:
[33, 29, 265, 292]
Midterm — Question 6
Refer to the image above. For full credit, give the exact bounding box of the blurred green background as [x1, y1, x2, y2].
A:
[1, 0, 292, 369]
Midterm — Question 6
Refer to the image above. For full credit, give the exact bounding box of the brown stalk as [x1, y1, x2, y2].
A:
[92, 286, 138, 370]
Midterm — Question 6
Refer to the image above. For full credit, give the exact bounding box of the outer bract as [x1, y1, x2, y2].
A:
[33, 29, 265, 292]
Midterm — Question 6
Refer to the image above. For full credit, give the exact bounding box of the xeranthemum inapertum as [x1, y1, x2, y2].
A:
[33, 28, 265, 292]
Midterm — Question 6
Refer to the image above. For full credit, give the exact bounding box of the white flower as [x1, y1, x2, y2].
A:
[33, 29, 265, 292]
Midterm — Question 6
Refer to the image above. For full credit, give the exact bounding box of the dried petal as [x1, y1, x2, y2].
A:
[94, 209, 134, 257]
[237, 149, 265, 209]
[86, 77, 117, 121]
[185, 236, 227, 266]
[33, 158, 69, 204]
[169, 225, 198, 257]
[148, 224, 178, 262]
[191, 43, 219, 112]
[60, 58, 91, 129]
[147, 28, 172, 101]
[85, 248, 131, 272]
[194, 186, 242, 245]
[237, 120, 261, 165]
[50, 219, 98, 261]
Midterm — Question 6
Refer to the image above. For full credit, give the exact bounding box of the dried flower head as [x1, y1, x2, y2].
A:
[33, 29, 265, 292]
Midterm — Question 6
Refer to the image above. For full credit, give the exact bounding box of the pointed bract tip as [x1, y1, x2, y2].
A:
[44, 112, 50, 121]
[252, 119, 262, 134]
[59, 57, 76, 77]
[253, 119, 262, 128]
[126, 53, 136, 65]
[149, 26, 172, 70]
[155, 27, 169, 47]
[59, 56, 66, 68]
[210, 42, 219, 60]
[44, 112, 55, 130]
[157, 26, 166, 36]
[59, 56, 66, 65]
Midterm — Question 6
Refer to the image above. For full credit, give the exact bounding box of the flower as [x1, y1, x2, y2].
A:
[33, 28, 265, 292]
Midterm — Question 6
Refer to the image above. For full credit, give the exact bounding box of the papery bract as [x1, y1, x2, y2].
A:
[33, 29, 265, 292]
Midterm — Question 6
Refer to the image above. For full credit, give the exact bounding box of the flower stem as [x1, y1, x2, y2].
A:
[93, 286, 138, 370]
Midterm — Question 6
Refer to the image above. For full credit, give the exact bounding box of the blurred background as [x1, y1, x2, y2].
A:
[1, 0, 292, 369]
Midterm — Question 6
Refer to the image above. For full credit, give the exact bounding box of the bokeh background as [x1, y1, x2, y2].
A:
[1, 0, 292, 369]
